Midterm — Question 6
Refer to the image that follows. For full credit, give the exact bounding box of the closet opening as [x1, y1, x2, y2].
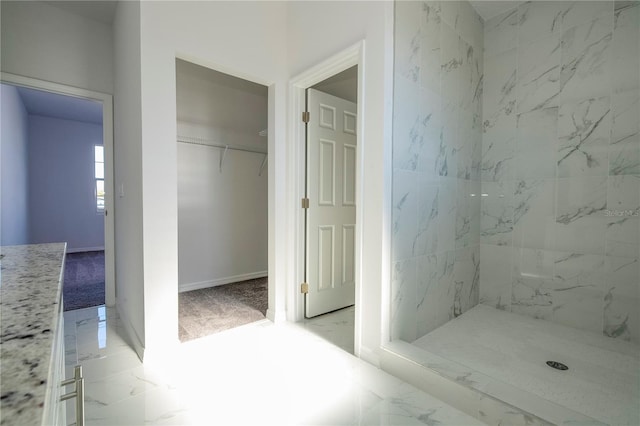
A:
[175, 59, 269, 342]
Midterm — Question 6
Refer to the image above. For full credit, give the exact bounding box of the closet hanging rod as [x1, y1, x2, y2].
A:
[177, 136, 267, 155]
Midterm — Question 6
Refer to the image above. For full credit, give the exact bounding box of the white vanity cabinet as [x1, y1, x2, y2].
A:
[0, 243, 83, 426]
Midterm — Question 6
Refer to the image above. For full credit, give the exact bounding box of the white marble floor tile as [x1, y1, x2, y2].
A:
[63, 304, 479, 425]
[301, 305, 356, 354]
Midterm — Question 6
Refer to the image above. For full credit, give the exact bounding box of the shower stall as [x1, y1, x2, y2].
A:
[385, 1, 639, 425]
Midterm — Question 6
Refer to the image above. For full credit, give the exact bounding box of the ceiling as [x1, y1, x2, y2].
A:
[12, 85, 103, 124]
[45, 0, 117, 24]
[313, 66, 358, 103]
[471, 1, 522, 21]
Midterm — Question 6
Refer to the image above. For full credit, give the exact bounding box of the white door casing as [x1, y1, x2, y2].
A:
[306, 88, 357, 318]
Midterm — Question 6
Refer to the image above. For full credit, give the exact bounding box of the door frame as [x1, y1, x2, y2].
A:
[1, 72, 116, 306]
[288, 41, 365, 353]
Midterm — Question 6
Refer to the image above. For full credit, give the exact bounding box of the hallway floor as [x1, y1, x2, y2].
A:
[63, 305, 481, 425]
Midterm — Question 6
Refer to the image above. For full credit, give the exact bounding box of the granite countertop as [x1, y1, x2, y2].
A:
[0, 243, 66, 425]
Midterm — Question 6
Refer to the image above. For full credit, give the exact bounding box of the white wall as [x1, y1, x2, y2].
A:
[27, 115, 105, 251]
[113, 0, 145, 357]
[177, 62, 268, 291]
[0, 84, 29, 245]
[0, 1, 113, 94]
[136, 0, 287, 356]
[286, 1, 395, 364]
[178, 145, 268, 290]
[110, 1, 394, 364]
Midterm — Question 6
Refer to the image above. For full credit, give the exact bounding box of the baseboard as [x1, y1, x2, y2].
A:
[178, 271, 268, 293]
[266, 308, 287, 323]
[66, 246, 105, 254]
[357, 344, 381, 367]
[116, 302, 145, 362]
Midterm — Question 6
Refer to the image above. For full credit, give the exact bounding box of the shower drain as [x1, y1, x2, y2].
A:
[546, 360, 568, 371]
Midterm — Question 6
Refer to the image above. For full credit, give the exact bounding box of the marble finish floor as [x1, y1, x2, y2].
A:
[64, 305, 481, 425]
[413, 304, 640, 426]
[301, 305, 355, 354]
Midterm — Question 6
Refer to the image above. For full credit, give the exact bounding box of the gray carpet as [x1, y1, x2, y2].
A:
[63, 251, 105, 311]
[178, 277, 268, 342]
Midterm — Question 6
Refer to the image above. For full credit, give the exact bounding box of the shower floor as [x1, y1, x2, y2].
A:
[413, 304, 640, 426]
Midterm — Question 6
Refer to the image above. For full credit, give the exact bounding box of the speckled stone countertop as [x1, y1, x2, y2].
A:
[0, 243, 66, 425]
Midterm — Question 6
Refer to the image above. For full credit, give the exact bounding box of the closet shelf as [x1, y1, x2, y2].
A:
[177, 135, 268, 174]
[177, 135, 267, 155]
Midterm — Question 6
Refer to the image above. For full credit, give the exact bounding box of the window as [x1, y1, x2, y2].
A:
[95, 145, 105, 213]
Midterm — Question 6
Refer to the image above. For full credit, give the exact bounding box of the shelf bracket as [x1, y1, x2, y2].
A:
[259, 154, 268, 176]
[219, 145, 229, 173]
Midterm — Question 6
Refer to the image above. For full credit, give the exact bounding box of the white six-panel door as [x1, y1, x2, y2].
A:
[306, 88, 357, 318]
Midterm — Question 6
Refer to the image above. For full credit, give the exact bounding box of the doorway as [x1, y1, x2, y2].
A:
[0, 73, 115, 308]
[175, 59, 269, 342]
[298, 64, 360, 354]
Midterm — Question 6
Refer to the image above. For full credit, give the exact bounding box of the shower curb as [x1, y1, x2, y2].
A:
[380, 341, 607, 426]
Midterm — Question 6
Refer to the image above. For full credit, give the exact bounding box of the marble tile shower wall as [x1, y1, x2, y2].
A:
[480, 1, 640, 343]
[392, 1, 483, 342]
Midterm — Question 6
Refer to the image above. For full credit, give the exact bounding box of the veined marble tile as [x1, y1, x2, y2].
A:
[483, 48, 517, 121]
[416, 254, 439, 337]
[456, 109, 475, 180]
[513, 179, 557, 250]
[604, 253, 640, 343]
[555, 177, 608, 255]
[420, 0, 442, 95]
[518, 1, 568, 45]
[438, 100, 458, 178]
[562, 1, 613, 32]
[511, 248, 556, 320]
[455, 179, 480, 249]
[437, 249, 456, 323]
[437, 177, 457, 253]
[610, 90, 640, 175]
[440, 0, 460, 30]
[460, 39, 483, 117]
[457, 0, 483, 52]
[395, 0, 421, 84]
[481, 180, 514, 246]
[606, 175, 640, 254]
[418, 86, 442, 175]
[386, 383, 483, 426]
[482, 118, 516, 183]
[557, 96, 611, 178]
[479, 244, 512, 310]
[393, 76, 423, 172]
[414, 178, 439, 256]
[391, 259, 417, 342]
[559, 14, 613, 104]
[612, 1, 640, 93]
[392, 170, 418, 261]
[452, 245, 480, 318]
[484, 7, 518, 59]
[517, 34, 561, 114]
[552, 251, 606, 333]
[440, 22, 463, 108]
[515, 108, 558, 179]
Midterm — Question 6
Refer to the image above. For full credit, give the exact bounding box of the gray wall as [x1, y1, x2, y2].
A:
[1, 1, 113, 94]
[28, 115, 104, 251]
[480, 1, 640, 343]
[0, 84, 29, 245]
[176, 61, 268, 291]
[391, 1, 484, 341]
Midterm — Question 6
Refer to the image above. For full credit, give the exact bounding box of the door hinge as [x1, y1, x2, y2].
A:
[300, 282, 309, 294]
[301, 197, 310, 209]
[302, 111, 310, 123]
